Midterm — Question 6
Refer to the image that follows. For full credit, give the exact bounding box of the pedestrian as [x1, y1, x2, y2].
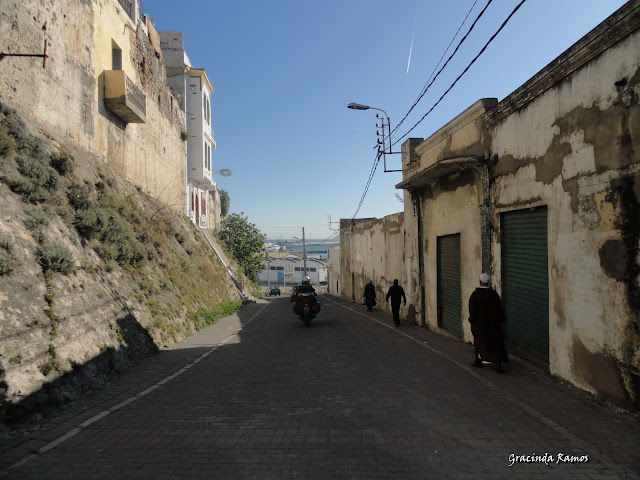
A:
[385, 279, 406, 327]
[363, 280, 377, 311]
[468, 273, 509, 374]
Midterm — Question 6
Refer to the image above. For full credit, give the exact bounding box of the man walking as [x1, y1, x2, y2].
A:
[386, 279, 406, 327]
[468, 273, 509, 373]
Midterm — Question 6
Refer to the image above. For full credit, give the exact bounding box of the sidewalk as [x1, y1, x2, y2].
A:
[328, 294, 640, 477]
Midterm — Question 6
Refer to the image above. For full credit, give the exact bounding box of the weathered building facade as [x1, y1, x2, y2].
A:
[340, 213, 414, 321]
[340, 1, 640, 409]
[0, 0, 186, 212]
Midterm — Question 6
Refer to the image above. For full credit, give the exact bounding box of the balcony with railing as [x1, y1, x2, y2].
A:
[104, 70, 146, 124]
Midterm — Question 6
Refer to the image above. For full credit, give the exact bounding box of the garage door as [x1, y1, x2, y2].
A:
[501, 207, 549, 361]
[437, 234, 462, 337]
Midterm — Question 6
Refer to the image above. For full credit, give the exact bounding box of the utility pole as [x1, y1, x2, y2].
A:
[302, 227, 307, 281]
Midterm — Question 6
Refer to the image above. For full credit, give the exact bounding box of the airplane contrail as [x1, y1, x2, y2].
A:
[406, 31, 414, 73]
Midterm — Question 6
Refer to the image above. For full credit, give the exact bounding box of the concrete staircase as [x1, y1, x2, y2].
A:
[199, 229, 256, 304]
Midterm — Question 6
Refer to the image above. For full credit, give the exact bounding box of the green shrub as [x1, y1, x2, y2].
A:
[0, 237, 18, 275]
[73, 209, 101, 239]
[0, 249, 17, 275]
[49, 152, 74, 176]
[8, 355, 22, 366]
[66, 183, 91, 210]
[93, 241, 118, 262]
[24, 207, 48, 231]
[0, 237, 10, 252]
[16, 155, 58, 189]
[9, 176, 52, 204]
[36, 242, 74, 275]
[0, 123, 16, 158]
[39, 345, 62, 376]
[9, 155, 59, 204]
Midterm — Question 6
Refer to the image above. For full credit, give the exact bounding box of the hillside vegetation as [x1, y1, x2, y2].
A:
[0, 101, 249, 423]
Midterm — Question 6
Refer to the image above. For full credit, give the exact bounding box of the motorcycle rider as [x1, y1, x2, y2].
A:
[293, 276, 320, 316]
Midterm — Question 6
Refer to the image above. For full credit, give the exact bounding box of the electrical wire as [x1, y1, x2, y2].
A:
[392, 0, 527, 147]
[342, 0, 525, 232]
[390, 0, 481, 139]
[352, 150, 383, 220]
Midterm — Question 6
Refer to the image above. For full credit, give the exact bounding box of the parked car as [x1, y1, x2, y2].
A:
[267, 286, 281, 296]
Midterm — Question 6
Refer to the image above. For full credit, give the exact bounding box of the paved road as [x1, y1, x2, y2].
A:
[1, 295, 639, 479]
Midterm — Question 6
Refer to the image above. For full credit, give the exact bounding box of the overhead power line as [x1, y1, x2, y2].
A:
[352, 150, 383, 220]
[392, 0, 527, 147]
[390, 0, 482, 139]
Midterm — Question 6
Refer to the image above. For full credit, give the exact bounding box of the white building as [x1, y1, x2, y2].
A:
[159, 32, 218, 229]
[327, 246, 340, 295]
[259, 254, 327, 285]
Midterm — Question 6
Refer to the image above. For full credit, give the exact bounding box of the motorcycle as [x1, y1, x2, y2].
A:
[292, 292, 321, 326]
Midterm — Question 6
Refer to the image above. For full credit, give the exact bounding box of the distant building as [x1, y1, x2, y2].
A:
[258, 253, 327, 285]
[327, 246, 340, 295]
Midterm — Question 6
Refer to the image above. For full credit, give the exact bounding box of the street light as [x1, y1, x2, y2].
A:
[347, 102, 402, 172]
[213, 169, 232, 177]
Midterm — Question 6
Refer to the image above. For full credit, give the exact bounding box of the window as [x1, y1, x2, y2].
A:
[112, 42, 122, 70]
[201, 193, 206, 216]
[294, 267, 301, 271]
[309, 268, 317, 272]
[204, 141, 211, 171]
[203, 94, 210, 125]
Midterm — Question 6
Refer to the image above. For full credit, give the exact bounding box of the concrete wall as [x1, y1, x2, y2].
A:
[418, 174, 483, 340]
[485, 13, 640, 408]
[339, 214, 414, 319]
[0, 0, 187, 214]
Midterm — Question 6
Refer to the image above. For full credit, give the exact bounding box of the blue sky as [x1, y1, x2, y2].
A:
[144, 0, 626, 240]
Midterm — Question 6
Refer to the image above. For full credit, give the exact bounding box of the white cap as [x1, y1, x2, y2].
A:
[479, 273, 490, 284]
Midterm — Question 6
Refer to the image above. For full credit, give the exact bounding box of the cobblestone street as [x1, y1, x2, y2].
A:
[1, 295, 639, 479]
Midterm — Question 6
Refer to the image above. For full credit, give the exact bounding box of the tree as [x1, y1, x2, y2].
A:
[218, 188, 230, 217]
[218, 212, 265, 281]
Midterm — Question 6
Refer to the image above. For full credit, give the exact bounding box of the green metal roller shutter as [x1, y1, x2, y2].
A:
[437, 234, 462, 337]
[501, 207, 549, 361]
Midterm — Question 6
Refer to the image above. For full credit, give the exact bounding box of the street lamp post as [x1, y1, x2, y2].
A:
[347, 102, 402, 172]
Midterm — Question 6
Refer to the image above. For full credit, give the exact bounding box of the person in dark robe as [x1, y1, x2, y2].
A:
[386, 279, 406, 327]
[363, 280, 377, 311]
[468, 273, 509, 374]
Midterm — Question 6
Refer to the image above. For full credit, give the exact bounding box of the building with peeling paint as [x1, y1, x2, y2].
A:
[340, 0, 640, 410]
